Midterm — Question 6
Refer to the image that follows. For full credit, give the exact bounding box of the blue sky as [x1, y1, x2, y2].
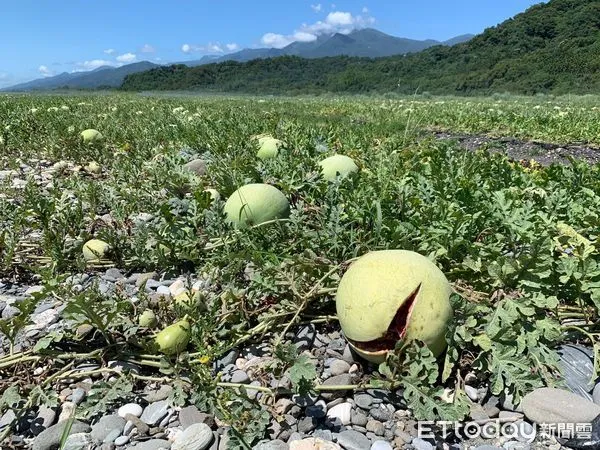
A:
[0, 0, 543, 87]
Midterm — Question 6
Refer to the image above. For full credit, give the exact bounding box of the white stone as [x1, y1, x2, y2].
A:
[156, 285, 171, 296]
[118, 403, 143, 418]
[172, 422, 213, 450]
[371, 441, 393, 450]
[326, 402, 352, 425]
[169, 279, 185, 295]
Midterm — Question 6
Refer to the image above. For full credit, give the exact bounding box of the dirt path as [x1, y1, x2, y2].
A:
[432, 131, 600, 166]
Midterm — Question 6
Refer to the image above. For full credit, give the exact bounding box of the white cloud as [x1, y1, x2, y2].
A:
[116, 52, 137, 63]
[104, 49, 116, 55]
[260, 10, 375, 48]
[38, 65, 53, 77]
[311, 3, 322, 12]
[326, 11, 353, 26]
[0, 72, 10, 81]
[74, 59, 117, 71]
[206, 43, 223, 53]
[181, 42, 232, 54]
[261, 33, 293, 48]
[362, 6, 369, 14]
[293, 31, 318, 42]
[140, 44, 155, 53]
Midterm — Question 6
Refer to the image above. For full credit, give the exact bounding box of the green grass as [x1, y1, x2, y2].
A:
[0, 92, 599, 445]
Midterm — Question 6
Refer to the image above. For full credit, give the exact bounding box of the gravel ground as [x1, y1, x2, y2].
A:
[432, 132, 600, 166]
[1, 272, 599, 449]
[1, 146, 600, 450]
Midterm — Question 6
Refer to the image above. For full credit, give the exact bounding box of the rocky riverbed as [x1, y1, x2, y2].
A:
[1, 269, 599, 450]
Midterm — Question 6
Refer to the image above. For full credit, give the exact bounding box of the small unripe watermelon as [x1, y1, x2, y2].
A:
[82, 239, 110, 261]
[205, 188, 221, 202]
[319, 155, 358, 181]
[155, 318, 191, 355]
[80, 129, 103, 143]
[138, 309, 158, 328]
[224, 183, 289, 228]
[336, 250, 452, 364]
[85, 161, 101, 174]
[257, 137, 283, 160]
[174, 290, 205, 309]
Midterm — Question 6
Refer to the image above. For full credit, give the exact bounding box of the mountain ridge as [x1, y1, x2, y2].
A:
[181, 28, 473, 66]
[2, 29, 473, 91]
[119, 0, 600, 95]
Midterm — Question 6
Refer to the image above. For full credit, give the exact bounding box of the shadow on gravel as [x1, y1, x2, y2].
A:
[431, 132, 600, 166]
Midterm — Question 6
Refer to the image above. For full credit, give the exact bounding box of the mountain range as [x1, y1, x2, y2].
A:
[183, 29, 474, 66]
[120, 0, 600, 96]
[2, 29, 473, 91]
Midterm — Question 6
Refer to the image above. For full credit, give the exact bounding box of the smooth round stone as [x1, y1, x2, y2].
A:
[371, 441, 393, 450]
[246, 381, 262, 400]
[354, 394, 373, 410]
[368, 406, 392, 422]
[329, 360, 351, 376]
[313, 429, 333, 442]
[104, 268, 124, 280]
[326, 403, 352, 425]
[215, 350, 239, 369]
[320, 374, 353, 400]
[255, 440, 290, 450]
[412, 438, 434, 450]
[521, 388, 600, 425]
[103, 428, 122, 443]
[62, 432, 93, 450]
[351, 410, 368, 427]
[35, 405, 57, 430]
[90, 415, 126, 443]
[114, 435, 129, 446]
[143, 385, 173, 402]
[593, 383, 600, 405]
[156, 285, 171, 296]
[118, 403, 143, 418]
[465, 385, 479, 401]
[230, 370, 250, 384]
[32, 421, 91, 450]
[366, 420, 384, 436]
[337, 430, 371, 450]
[140, 400, 170, 426]
[71, 388, 86, 405]
[171, 422, 213, 450]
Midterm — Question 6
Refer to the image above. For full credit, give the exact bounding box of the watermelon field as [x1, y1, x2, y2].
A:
[0, 93, 599, 450]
